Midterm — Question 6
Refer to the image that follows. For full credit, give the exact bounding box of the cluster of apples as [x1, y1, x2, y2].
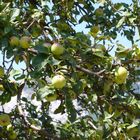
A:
[0, 114, 17, 139]
[43, 43, 66, 101]
[10, 37, 67, 89]
[10, 36, 30, 49]
[50, 42, 66, 89]
[10, 36, 66, 100]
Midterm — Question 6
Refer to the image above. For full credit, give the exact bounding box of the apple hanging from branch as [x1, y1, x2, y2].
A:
[52, 75, 66, 89]
[51, 43, 64, 56]
[8, 131, 17, 140]
[19, 36, 31, 49]
[115, 66, 128, 84]
[9, 36, 19, 47]
[95, 8, 104, 17]
[0, 114, 11, 126]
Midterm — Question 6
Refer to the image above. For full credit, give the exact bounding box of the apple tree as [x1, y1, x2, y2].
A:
[0, 0, 140, 139]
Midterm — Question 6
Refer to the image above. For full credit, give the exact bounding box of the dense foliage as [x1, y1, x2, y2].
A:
[0, 0, 140, 139]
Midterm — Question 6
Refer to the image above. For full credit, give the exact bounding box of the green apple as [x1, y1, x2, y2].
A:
[90, 26, 100, 37]
[46, 93, 58, 102]
[0, 67, 4, 78]
[91, 26, 100, 33]
[51, 43, 64, 56]
[19, 36, 30, 49]
[52, 75, 66, 89]
[9, 36, 19, 47]
[0, 114, 11, 126]
[8, 131, 17, 140]
[95, 8, 104, 16]
[115, 66, 128, 84]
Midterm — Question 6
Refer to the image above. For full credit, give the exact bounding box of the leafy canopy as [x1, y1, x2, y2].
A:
[0, 0, 140, 139]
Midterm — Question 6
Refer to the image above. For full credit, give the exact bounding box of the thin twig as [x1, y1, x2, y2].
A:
[7, 57, 14, 75]
[26, 19, 36, 30]
[2, 49, 6, 69]
[87, 120, 97, 130]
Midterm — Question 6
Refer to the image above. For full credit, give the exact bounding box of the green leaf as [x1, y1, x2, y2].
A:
[54, 102, 65, 114]
[115, 44, 130, 58]
[34, 45, 49, 54]
[47, 57, 61, 66]
[92, 48, 105, 58]
[116, 17, 125, 28]
[9, 69, 22, 79]
[37, 86, 55, 100]
[32, 54, 48, 71]
[129, 17, 136, 24]
[65, 92, 76, 122]
[10, 8, 20, 22]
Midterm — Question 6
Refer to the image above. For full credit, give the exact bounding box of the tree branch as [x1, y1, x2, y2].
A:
[75, 65, 105, 77]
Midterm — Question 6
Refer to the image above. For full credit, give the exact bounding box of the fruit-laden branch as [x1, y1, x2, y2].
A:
[16, 82, 60, 139]
[28, 48, 140, 77]
[28, 48, 105, 77]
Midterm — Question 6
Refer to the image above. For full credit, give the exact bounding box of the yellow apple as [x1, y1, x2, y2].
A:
[8, 131, 17, 140]
[115, 66, 128, 84]
[0, 114, 11, 126]
[52, 75, 66, 89]
[0, 84, 4, 91]
[95, 8, 104, 16]
[51, 43, 64, 55]
[0, 67, 4, 77]
[19, 36, 30, 49]
[46, 93, 58, 102]
[9, 36, 19, 47]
